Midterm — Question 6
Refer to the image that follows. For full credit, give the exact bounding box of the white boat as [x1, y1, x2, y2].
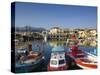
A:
[48, 46, 68, 71]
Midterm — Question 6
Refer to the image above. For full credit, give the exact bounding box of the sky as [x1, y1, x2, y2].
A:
[15, 2, 97, 29]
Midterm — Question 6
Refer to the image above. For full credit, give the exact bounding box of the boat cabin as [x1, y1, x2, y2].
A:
[48, 46, 68, 71]
[50, 52, 66, 68]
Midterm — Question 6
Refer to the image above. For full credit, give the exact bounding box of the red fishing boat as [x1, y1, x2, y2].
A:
[67, 34, 97, 69]
[68, 45, 97, 69]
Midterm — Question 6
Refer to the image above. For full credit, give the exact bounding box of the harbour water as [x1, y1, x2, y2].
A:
[15, 40, 97, 73]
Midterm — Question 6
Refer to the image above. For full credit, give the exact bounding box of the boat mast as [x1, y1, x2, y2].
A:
[26, 25, 32, 52]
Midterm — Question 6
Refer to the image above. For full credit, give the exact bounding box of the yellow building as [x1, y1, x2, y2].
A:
[89, 29, 97, 37]
[78, 30, 86, 38]
[90, 40, 97, 47]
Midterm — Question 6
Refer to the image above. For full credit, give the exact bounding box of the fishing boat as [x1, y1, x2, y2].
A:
[67, 33, 97, 69]
[48, 46, 68, 71]
[68, 45, 97, 69]
[67, 34, 97, 69]
[15, 44, 45, 72]
[15, 27, 45, 72]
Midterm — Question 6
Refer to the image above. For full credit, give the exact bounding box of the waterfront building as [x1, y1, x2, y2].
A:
[49, 27, 63, 34]
[90, 40, 97, 47]
[48, 27, 68, 40]
[78, 30, 86, 39]
[89, 29, 97, 37]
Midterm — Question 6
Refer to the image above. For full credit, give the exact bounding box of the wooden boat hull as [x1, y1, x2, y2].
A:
[75, 58, 97, 69]
[15, 58, 44, 73]
[67, 50, 97, 69]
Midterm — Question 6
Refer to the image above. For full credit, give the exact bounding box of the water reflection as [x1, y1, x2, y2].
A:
[48, 40, 66, 47]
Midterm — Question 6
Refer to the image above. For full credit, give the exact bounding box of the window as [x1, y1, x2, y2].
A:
[51, 60, 57, 65]
[59, 60, 65, 64]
